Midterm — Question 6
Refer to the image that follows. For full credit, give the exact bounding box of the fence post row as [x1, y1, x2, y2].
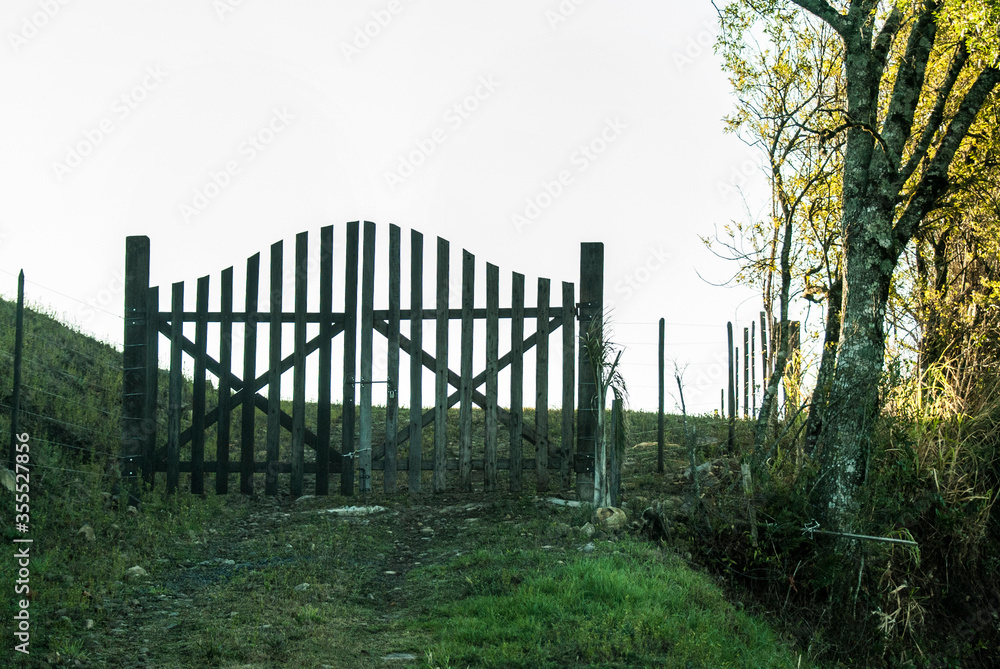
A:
[122, 225, 602, 501]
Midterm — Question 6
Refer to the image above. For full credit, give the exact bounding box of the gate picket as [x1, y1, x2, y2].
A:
[433, 237, 449, 493]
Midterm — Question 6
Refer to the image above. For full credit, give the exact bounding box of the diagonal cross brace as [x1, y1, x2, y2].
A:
[157, 319, 345, 452]
[371, 316, 563, 449]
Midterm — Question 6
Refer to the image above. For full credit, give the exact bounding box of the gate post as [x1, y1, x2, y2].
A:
[123, 236, 150, 507]
[576, 242, 603, 502]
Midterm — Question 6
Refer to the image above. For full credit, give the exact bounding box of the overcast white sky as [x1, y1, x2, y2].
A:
[1, 0, 771, 414]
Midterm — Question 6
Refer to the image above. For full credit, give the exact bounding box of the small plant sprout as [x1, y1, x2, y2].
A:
[580, 310, 629, 508]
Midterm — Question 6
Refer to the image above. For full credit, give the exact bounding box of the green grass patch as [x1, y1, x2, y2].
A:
[410, 539, 811, 669]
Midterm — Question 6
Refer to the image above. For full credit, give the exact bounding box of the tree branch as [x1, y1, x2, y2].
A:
[897, 41, 969, 189]
[894, 66, 1000, 245]
[790, 0, 849, 37]
[881, 0, 941, 172]
[871, 6, 903, 71]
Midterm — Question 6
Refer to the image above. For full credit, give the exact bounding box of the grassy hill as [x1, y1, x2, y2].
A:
[0, 298, 819, 668]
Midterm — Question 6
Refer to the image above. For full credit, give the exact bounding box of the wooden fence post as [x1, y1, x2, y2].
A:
[727, 322, 735, 453]
[760, 311, 769, 384]
[123, 238, 150, 505]
[8, 270, 25, 472]
[658, 317, 665, 474]
[750, 320, 756, 419]
[610, 396, 622, 507]
[576, 242, 603, 502]
[143, 285, 159, 489]
[743, 326, 749, 420]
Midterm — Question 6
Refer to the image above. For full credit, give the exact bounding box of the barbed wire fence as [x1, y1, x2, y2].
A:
[2, 269, 125, 485]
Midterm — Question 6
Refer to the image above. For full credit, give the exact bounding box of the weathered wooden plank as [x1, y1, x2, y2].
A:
[265, 241, 283, 496]
[316, 225, 334, 495]
[157, 457, 558, 474]
[359, 221, 376, 493]
[409, 230, 423, 492]
[510, 271, 524, 492]
[167, 281, 183, 495]
[191, 275, 209, 494]
[241, 253, 260, 494]
[217, 269, 233, 494]
[291, 232, 308, 497]
[143, 285, 159, 489]
[576, 243, 603, 502]
[156, 306, 564, 322]
[433, 237, 450, 493]
[535, 277, 550, 492]
[458, 250, 475, 492]
[561, 280, 575, 490]
[342, 221, 360, 495]
[484, 263, 499, 492]
[385, 224, 401, 493]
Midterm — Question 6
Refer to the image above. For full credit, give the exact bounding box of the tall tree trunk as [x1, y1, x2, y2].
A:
[804, 277, 842, 456]
[814, 211, 896, 529]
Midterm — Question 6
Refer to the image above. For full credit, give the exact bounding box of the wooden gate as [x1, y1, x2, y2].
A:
[120, 223, 604, 498]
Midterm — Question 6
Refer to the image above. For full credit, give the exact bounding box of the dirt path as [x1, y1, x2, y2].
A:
[81, 492, 523, 669]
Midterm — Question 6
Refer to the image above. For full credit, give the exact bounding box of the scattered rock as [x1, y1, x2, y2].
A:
[383, 653, 418, 661]
[682, 461, 714, 479]
[580, 522, 596, 538]
[543, 497, 584, 508]
[77, 525, 95, 542]
[592, 507, 627, 531]
[85, 619, 94, 630]
[578, 542, 595, 552]
[320, 505, 387, 516]
[126, 505, 139, 516]
[125, 566, 147, 580]
[295, 494, 316, 503]
[294, 583, 310, 592]
[420, 526, 434, 534]
[552, 522, 572, 537]
[0, 468, 14, 493]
